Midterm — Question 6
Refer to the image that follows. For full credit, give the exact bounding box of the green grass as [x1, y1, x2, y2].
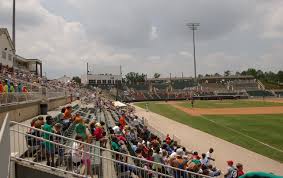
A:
[135, 102, 283, 162]
[177, 99, 283, 108]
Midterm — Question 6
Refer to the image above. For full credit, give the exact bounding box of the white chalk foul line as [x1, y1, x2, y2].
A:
[198, 115, 283, 154]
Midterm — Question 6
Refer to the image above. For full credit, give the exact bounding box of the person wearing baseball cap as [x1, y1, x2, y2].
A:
[224, 160, 237, 178]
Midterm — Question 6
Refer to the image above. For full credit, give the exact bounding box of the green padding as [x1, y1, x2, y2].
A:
[240, 172, 283, 178]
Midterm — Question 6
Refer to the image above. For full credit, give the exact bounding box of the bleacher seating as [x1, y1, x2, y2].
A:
[172, 80, 195, 89]
[232, 80, 258, 90]
[247, 90, 275, 97]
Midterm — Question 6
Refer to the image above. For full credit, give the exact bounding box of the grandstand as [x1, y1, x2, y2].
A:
[117, 74, 283, 102]
[3, 96, 221, 178]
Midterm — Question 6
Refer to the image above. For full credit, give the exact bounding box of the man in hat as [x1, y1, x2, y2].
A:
[224, 160, 237, 178]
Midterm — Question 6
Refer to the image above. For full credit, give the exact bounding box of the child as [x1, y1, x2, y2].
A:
[82, 135, 92, 176]
[54, 123, 64, 166]
[42, 116, 55, 167]
[75, 116, 87, 141]
[72, 135, 83, 173]
[236, 163, 244, 178]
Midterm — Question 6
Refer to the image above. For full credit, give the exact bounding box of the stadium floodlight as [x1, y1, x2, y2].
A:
[12, 0, 16, 50]
[186, 23, 200, 80]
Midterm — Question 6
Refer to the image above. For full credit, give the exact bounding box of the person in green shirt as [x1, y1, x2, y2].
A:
[3, 80, 8, 93]
[75, 116, 87, 141]
[10, 83, 15, 93]
[17, 82, 22, 93]
[111, 136, 121, 152]
[42, 116, 55, 167]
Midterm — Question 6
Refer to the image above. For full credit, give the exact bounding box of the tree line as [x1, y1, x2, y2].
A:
[124, 69, 283, 85]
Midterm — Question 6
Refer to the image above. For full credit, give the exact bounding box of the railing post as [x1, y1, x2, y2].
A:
[0, 114, 11, 178]
[9, 153, 18, 178]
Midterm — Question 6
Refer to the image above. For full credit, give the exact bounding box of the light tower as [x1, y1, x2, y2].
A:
[187, 23, 200, 80]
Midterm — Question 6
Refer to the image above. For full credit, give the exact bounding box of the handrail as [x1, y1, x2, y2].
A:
[10, 120, 215, 178]
[0, 113, 10, 178]
[11, 130, 175, 178]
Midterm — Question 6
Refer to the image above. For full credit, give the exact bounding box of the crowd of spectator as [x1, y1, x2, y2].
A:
[102, 97, 245, 178]
[23, 92, 247, 178]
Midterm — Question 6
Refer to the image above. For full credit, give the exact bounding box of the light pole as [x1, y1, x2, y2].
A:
[187, 23, 200, 80]
[12, 0, 16, 50]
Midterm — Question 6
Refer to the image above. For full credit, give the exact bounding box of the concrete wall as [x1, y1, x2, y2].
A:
[15, 163, 63, 178]
[0, 97, 68, 126]
[0, 101, 41, 126]
[48, 97, 68, 110]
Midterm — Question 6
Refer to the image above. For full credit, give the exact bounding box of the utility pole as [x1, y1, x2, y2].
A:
[187, 23, 200, 80]
[12, 0, 16, 50]
[87, 62, 89, 75]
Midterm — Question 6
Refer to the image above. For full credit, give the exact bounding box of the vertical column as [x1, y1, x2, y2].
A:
[35, 62, 38, 76]
[40, 63, 42, 77]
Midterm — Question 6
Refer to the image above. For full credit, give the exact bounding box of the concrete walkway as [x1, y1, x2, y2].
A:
[134, 106, 283, 175]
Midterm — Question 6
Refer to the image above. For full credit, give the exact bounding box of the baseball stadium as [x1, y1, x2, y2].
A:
[1, 1, 283, 178]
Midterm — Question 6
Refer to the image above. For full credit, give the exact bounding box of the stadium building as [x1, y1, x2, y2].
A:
[81, 73, 122, 86]
[0, 28, 42, 76]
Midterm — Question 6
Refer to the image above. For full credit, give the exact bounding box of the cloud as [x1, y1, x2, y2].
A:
[0, 0, 282, 79]
[150, 26, 158, 40]
[179, 51, 192, 57]
[261, 1, 283, 38]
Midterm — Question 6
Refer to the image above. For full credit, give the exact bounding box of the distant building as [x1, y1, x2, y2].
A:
[56, 75, 72, 83]
[0, 28, 15, 68]
[0, 28, 42, 76]
[81, 73, 122, 86]
[14, 55, 42, 77]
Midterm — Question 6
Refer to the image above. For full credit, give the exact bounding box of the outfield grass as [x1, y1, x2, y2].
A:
[178, 99, 283, 108]
[135, 102, 283, 162]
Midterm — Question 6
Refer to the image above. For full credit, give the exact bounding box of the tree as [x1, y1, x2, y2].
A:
[277, 71, 283, 83]
[245, 68, 257, 77]
[125, 72, 146, 85]
[235, 71, 241, 76]
[154, 73, 161, 78]
[72, 76, 81, 84]
[224, 70, 231, 76]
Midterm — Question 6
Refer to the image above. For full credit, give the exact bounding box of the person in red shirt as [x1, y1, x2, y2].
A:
[0, 81, 3, 94]
[93, 123, 107, 148]
[119, 114, 126, 128]
[22, 86, 28, 93]
[236, 163, 244, 178]
[166, 134, 171, 145]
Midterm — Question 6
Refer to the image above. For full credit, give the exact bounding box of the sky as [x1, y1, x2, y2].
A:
[0, 0, 283, 79]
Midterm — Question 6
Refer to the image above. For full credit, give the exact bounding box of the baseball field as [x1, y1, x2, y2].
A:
[135, 99, 283, 163]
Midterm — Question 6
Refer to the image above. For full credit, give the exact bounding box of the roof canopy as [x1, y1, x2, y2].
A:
[113, 101, 127, 107]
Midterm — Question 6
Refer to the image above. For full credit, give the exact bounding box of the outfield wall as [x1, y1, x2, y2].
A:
[125, 95, 249, 103]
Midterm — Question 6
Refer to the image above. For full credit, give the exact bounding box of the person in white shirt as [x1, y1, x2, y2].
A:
[201, 153, 209, 166]
[206, 148, 215, 165]
[133, 116, 140, 127]
[72, 135, 83, 173]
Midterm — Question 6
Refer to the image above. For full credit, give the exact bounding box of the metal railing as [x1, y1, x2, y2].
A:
[0, 114, 10, 178]
[0, 91, 69, 106]
[45, 91, 66, 99]
[0, 92, 42, 106]
[10, 121, 215, 178]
